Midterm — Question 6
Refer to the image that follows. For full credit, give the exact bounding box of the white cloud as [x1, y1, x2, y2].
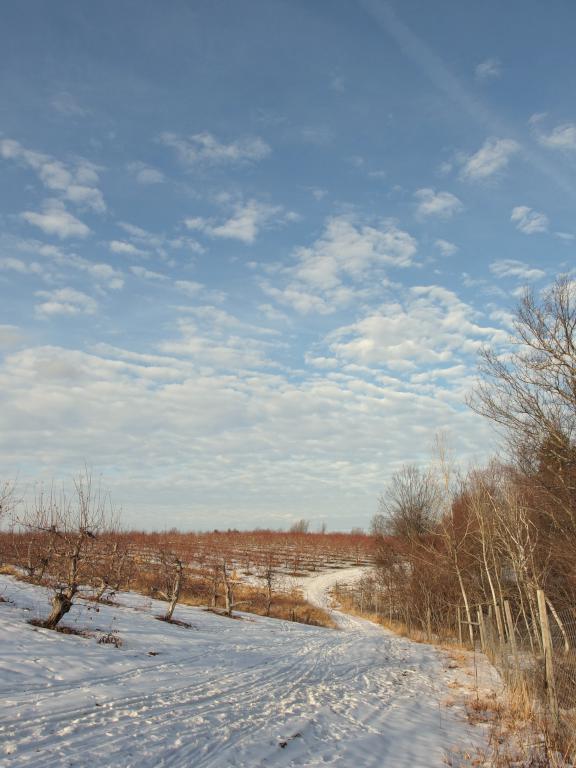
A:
[157, 309, 278, 370]
[258, 216, 417, 315]
[460, 137, 520, 181]
[130, 266, 168, 281]
[185, 200, 291, 245]
[109, 240, 147, 257]
[414, 188, 463, 219]
[0, 256, 44, 276]
[489, 308, 516, 330]
[159, 334, 269, 370]
[304, 355, 338, 369]
[160, 131, 271, 166]
[183, 218, 206, 232]
[536, 122, 576, 151]
[259, 282, 335, 315]
[211, 208, 266, 244]
[300, 126, 333, 145]
[435, 239, 458, 257]
[258, 303, 290, 323]
[118, 222, 149, 238]
[510, 206, 549, 234]
[35, 287, 98, 317]
[438, 160, 453, 176]
[8, 237, 123, 290]
[328, 285, 504, 367]
[174, 280, 226, 303]
[0, 324, 23, 348]
[475, 58, 501, 81]
[127, 161, 165, 184]
[208, 201, 282, 244]
[309, 188, 328, 201]
[293, 216, 416, 290]
[0, 138, 105, 212]
[64, 184, 105, 212]
[115, 222, 204, 260]
[51, 91, 88, 117]
[78, 262, 124, 290]
[21, 199, 91, 239]
[0, 333, 495, 528]
[528, 112, 547, 126]
[490, 259, 545, 282]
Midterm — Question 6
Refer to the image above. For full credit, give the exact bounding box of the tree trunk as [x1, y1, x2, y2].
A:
[455, 560, 474, 646]
[222, 560, 233, 616]
[545, 594, 570, 653]
[96, 578, 109, 601]
[164, 560, 183, 621]
[481, 531, 505, 642]
[44, 592, 72, 629]
[265, 579, 272, 617]
[210, 570, 218, 608]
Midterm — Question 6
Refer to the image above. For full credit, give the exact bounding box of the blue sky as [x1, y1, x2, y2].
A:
[1, 0, 575, 530]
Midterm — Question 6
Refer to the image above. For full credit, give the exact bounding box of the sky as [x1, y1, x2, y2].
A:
[0, 0, 575, 531]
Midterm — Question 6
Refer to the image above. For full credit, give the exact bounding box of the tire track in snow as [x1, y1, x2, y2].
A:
[6, 619, 343, 767]
[1, 569, 481, 768]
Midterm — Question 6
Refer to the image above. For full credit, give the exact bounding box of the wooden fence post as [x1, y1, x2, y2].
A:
[504, 600, 518, 660]
[457, 606, 463, 646]
[484, 610, 496, 652]
[477, 607, 486, 653]
[495, 603, 506, 644]
[536, 589, 559, 726]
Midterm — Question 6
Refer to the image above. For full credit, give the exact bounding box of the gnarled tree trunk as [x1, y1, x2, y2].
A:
[44, 591, 73, 629]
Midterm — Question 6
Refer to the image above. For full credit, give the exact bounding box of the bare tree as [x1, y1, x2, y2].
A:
[0, 479, 15, 524]
[470, 276, 576, 476]
[289, 519, 310, 534]
[378, 465, 440, 538]
[151, 535, 188, 622]
[370, 513, 388, 537]
[92, 534, 134, 602]
[258, 552, 278, 616]
[156, 553, 184, 621]
[19, 472, 117, 629]
[470, 275, 576, 595]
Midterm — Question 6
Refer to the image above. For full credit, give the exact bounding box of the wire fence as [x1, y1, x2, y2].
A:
[462, 590, 576, 749]
[333, 576, 576, 759]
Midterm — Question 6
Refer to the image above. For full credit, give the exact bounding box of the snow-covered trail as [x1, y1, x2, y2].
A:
[0, 571, 486, 767]
[303, 566, 368, 630]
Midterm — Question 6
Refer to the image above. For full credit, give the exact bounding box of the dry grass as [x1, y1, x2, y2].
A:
[97, 631, 123, 647]
[2, 564, 336, 630]
[459, 676, 576, 767]
[130, 570, 337, 629]
[333, 590, 438, 642]
[232, 584, 337, 628]
[466, 693, 504, 725]
[28, 619, 92, 638]
[333, 590, 576, 767]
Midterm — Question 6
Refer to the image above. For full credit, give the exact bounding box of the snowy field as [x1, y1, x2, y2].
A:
[0, 569, 496, 767]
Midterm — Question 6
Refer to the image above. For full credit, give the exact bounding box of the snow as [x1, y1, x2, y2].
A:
[0, 571, 496, 767]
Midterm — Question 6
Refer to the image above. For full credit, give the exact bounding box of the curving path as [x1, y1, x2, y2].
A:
[0, 571, 484, 767]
